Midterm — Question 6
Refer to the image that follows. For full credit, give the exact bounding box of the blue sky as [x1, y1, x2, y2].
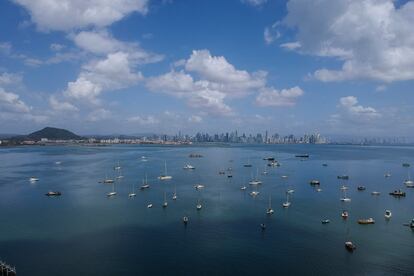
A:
[0, 0, 413, 136]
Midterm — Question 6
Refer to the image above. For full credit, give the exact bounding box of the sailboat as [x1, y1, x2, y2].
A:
[266, 195, 274, 215]
[140, 174, 150, 190]
[162, 192, 168, 208]
[103, 172, 114, 184]
[404, 170, 414, 187]
[114, 161, 121, 170]
[262, 165, 268, 175]
[249, 168, 262, 185]
[172, 185, 177, 200]
[340, 188, 351, 202]
[115, 168, 124, 179]
[107, 181, 117, 197]
[244, 158, 252, 167]
[196, 198, 202, 210]
[282, 192, 291, 208]
[158, 161, 172, 180]
[128, 182, 136, 197]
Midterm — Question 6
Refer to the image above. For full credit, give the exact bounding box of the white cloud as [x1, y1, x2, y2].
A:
[0, 88, 31, 113]
[188, 115, 202, 123]
[86, 108, 111, 122]
[280, 41, 301, 51]
[49, 96, 79, 112]
[0, 72, 22, 87]
[241, 0, 268, 7]
[281, 0, 414, 82]
[338, 96, 381, 121]
[255, 86, 303, 107]
[128, 115, 159, 125]
[0, 42, 12, 55]
[50, 43, 65, 51]
[13, 0, 149, 31]
[264, 22, 281, 45]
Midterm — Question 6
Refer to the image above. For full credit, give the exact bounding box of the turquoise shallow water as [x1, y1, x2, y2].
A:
[1, 144, 414, 275]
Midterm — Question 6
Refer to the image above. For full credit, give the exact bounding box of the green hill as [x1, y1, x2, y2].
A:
[25, 127, 82, 141]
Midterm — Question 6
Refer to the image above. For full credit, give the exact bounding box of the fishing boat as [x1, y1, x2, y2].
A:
[384, 210, 392, 219]
[358, 218, 375, 224]
[266, 195, 274, 215]
[341, 210, 349, 219]
[162, 192, 168, 208]
[147, 203, 153, 208]
[183, 164, 195, 170]
[345, 241, 356, 252]
[45, 191, 61, 196]
[310, 180, 320, 186]
[357, 186, 366, 191]
[282, 192, 291, 208]
[240, 186, 247, 191]
[337, 175, 349, 180]
[183, 216, 189, 224]
[158, 161, 172, 180]
[29, 177, 39, 182]
[389, 190, 406, 197]
[321, 219, 330, 224]
[194, 184, 205, 190]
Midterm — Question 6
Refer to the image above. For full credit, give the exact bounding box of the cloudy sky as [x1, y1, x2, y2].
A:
[0, 0, 413, 136]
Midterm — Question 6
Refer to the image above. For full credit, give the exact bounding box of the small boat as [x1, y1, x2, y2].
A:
[384, 172, 391, 178]
[172, 186, 177, 200]
[389, 190, 406, 197]
[147, 203, 153, 208]
[45, 191, 61, 196]
[244, 159, 252, 167]
[337, 175, 349, 180]
[358, 218, 375, 224]
[114, 161, 121, 170]
[140, 184, 150, 190]
[340, 185, 348, 190]
[128, 183, 136, 197]
[321, 219, 330, 224]
[140, 175, 150, 190]
[218, 171, 225, 175]
[310, 180, 320, 186]
[266, 196, 274, 215]
[250, 191, 259, 197]
[357, 186, 366, 191]
[103, 176, 114, 184]
[402, 163, 410, 167]
[162, 192, 168, 208]
[183, 164, 195, 170]
[183, 216, 189, 224]
[287, 189, 295, 194]
[158, 161, 172, 180]
[29, 177, 39, 182]
[281, 175, 288, 179]
[260, 223, 266, 230]
[263, 157, 275, 161]
[227, 174, 233, 178]
[189, 153, 203, 158]
[240, 186, 247, 191]
[268, 161, 280, 167]
[340, 189, 351, 202]
[194, 184, 205, 190]
[141, 156, 148, 162]
[295, 154, 309, 158]
[384, 210, 392, 219]
[371, 191, 381, 196]
[404, 171, 414, 187]
[55, 161, 62, 165]
[410, 219, 414, 229]
[341, 211, 349, 219]
[316, 188, 322, 192]
[282, 192, 291, 208]
[249, 180, 262, 185]
[196, 199, 202, 210]
[345, 241, 356, 252]
[107, 181, 116, 197]
[322, 163, 328, 167]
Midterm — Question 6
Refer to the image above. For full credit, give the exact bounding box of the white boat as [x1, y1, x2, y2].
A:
[240, 186, 247, 190]
[316, 188, 322, 192]
[107, 181, 117, 197]
[114, 161, 121, 170]
[162, 192, 168, 208]
[141, 156, 148, 162]
[29, 177, 39, 182]
[384, 172, 391, 178]
[183, 164, 195, 170]
[404, 171, 414, 187]
[55, 161, 62, 165]
[371, 191, 381, 195]
[115, 168, 124, 179]
[158, 161, 172, 180]
[249, 169, 262, 185]
[282, 192, 291, 208]
[340, 185, 348, 190]
[281, 175, 288, 179]
[147, 203, 153, 208]
[196, 198, 202, 210]
[340, 189, 351, 202]
[262, 165, 268, 175]
[384, 210, 392, 219]
[183, 216, 189, 224]
[266, 195, 274, 215]
[172, 186, 177, 200]
[250, 191, 259, 197]
[287, 189, 295, 194]
[140, 174, 150, 190]
[194, 184, 205, 190]
[128, 183, 136, 197]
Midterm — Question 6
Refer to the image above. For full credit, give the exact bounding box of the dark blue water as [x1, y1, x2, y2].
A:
[1, 144, 413, 275]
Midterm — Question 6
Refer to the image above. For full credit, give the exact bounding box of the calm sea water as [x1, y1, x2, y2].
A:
[1, 144, 413, 275]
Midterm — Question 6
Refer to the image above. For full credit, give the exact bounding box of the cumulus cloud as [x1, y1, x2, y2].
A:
[86, 108, 111, 122]
[280, 0, 414, 82]
[0, 88, 31, 113]
[241, 0, 268, 7]
[147, 50, 276, 116]
[0, 72, 22, 87]
[13, 0, 149, 31]
[337, 96, 381, 121]
[280, 42, 301, 51]
[49, 96, 79, 112]
[188, 115, 202, 123]
[255, 86, 303, 107]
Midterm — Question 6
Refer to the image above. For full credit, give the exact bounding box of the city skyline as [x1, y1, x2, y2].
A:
[1, 0, 414, 136]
